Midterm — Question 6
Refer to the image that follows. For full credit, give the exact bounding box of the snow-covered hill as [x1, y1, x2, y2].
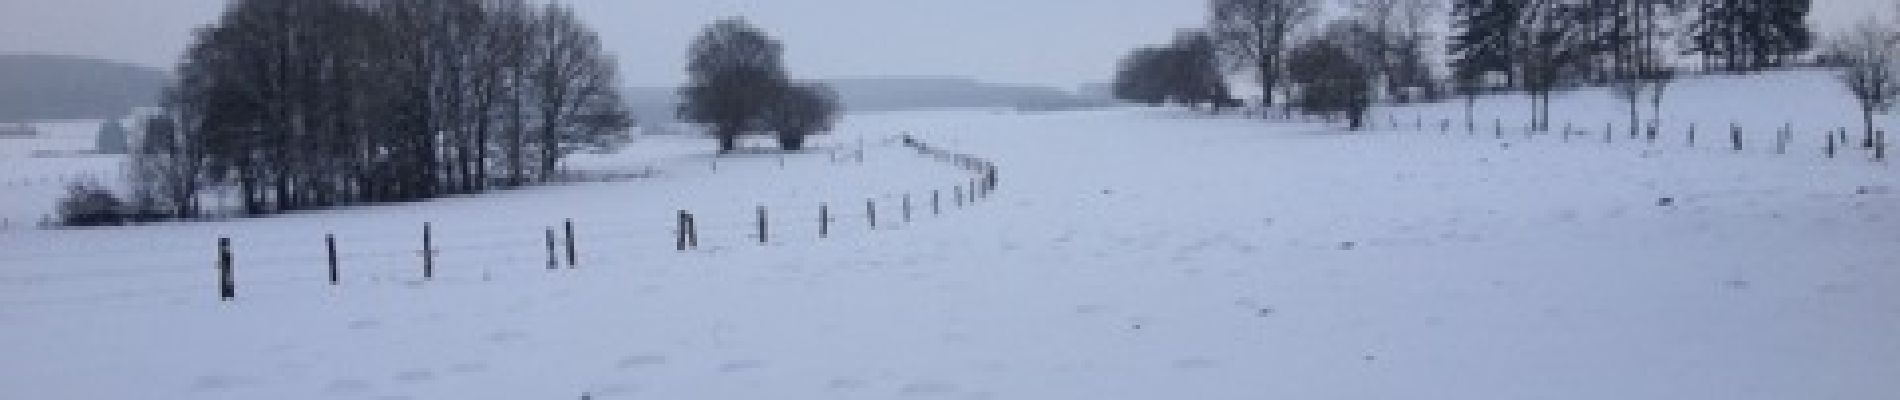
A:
[1, 70, 1896, 400]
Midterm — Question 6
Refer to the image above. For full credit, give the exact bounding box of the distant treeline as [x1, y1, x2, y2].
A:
[127, 0, 631, 218]
[1113, 0, 1823, 129]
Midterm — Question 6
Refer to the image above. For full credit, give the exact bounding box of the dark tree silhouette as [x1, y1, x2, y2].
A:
[1688, 0, 1813, 71]
[1288, 23, 1375, 129]
[763, 83, 841, 151]
[1831, 19, 1898, 144]
[1209, 0, 1318, 111]
[1113, 31, 1234, 109]
[125, 0, 630, 219]
[679, 18, 790, 153]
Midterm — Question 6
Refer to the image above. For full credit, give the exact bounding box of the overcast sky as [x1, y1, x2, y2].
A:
[0, 1, 1891, 89]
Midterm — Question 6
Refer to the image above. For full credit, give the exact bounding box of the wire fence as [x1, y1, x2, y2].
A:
[1275, 111, 1892, 164]
[3, 134, 1003, 305]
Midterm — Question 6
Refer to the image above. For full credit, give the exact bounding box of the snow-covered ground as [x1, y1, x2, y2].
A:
[2, 71, 1897, 399]
[0, 120, 120, 228]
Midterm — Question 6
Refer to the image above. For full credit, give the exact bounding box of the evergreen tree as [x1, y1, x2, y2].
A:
[1450, 0, 1527, 88]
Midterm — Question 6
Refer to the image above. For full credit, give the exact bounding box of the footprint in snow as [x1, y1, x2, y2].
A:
[590, 383, 640, 396]
[322, 378, 372, 394]
[448, 362, 490, 374]
[718, 360, 766, 373]
[485, 330, 528, 343]
[900, 382, 959, 396]
[615, 355, 669, 369]
[827, 378, 868, 391]
[189, 375, 256, 392]
[1171, 358, 1221, 370]
[392, 370, 436, 383]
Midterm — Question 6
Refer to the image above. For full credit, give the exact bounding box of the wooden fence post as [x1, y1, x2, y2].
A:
[1776, 124, 1789, 155]
[902, 194, 913, 223]
[955, 186, 964, 208]
[546, 227, 559, 270]
[933, 190, 941, 215]
[564, 218, 576, 268]
[687, 213, 698, 249]
[1688, 124, 1697, 147]
[326, 234, 338, 285]
[1828, 132, 1838, 158]
[422, 222, 434, 280]
[866, 198, 877, 230]
[1878, 130, 1888, 162]
[819, 203, 830, 238]
[757, 205, 769, 245]
[1731, 124, 1743, 152]
[1604, 123, 1613, 143]
[1494, 119, 1502, 139]
[218, 237, 234, 301]
[676, 210, 689, 251]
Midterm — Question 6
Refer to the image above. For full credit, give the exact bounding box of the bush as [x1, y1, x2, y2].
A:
[55, 182, 125, 227]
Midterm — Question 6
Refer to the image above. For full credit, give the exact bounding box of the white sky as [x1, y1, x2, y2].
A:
[0, 1, 1890, 88]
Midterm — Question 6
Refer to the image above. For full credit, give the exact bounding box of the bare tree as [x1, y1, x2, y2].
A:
[134, 0, 631, 220]
[1350, 0, 1443, 102]
[1517, 1, 1594, 131]
[1209, 0, 1318, 112]
[679, 18, 789, 153]
[1832, 18, 1898, 144]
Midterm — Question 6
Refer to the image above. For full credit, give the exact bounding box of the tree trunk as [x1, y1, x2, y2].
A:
[1867, 108, 1878, 149]
[1628, 96, 1641, 139]
[1257, 64, 1275, 114]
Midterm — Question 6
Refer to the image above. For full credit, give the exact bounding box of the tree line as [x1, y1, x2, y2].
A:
[64, 8, 845, 226]
[1113, 0, 1832, 130]
[122, 0, 631, 220]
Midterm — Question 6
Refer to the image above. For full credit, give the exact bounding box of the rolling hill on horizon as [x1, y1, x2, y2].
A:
[0, 54, 168, 123]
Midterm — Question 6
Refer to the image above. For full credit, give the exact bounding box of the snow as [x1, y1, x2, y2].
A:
[0, 120, 121, 228]
[2, 70, 1898, 399]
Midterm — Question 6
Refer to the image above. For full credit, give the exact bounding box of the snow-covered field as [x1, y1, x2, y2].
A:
[2, 71, 1898, 400]
[0, 120, 120, 228]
